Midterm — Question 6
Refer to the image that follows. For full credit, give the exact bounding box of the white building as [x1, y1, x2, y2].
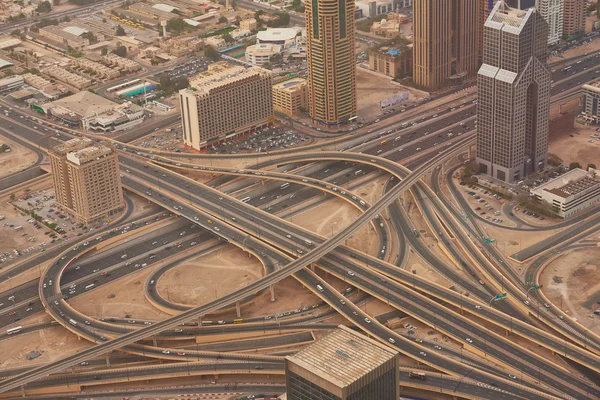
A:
[0, 75, 23, 93]
[530, 168, 600, 217]
[355, 0, 412, 18]
[245, 43, 282, 66]
[537, 0, 563, 45]
[583, 79, 600, 123]
[256, 27, 302, 48]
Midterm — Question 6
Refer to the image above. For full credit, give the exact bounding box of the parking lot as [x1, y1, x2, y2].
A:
[209, 127, 309, 154]
[134, 128, 183, 152]
[152, 57, 209, 81]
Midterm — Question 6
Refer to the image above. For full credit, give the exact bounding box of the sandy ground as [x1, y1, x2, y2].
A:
[549, 124, 600, 167]
[540, 247, 600, 335]
[69, 265, 171, 321]
[404, 250, 455, 291]
[0, 318, 91, 370]
[356, 67, 427, 119]
[157, 244, 264, 307]
[0, 133, 39, 179]
[291, 197, 378, 256]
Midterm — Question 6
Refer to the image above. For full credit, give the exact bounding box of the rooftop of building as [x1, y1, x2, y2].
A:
[246, 43, 282, 55]
[45, 91, 118, 119]
[532, 168, 600, 199]
[67, 144, 113, 165]
[256, 27, 299, 42]
[488, 2, 530, 31]
[0, 58, 13, 69]
[0, 37, 21, 49]
[285, 325, 398, 389]
[186, 61, 270, 94]
[272, 78, 306, 92]
[583, 79, 600, 93]
[52, 137, 93, 155]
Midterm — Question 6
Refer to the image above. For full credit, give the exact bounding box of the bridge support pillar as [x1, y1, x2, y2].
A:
[505, 329, 510, 337]
[270, 285, 276, 302]
[236, 301, 241, 318]
[310, 263, 315, 272]
[198, 316, 203, 326]
[152, 337, 158, 347]
[20, 385, 25, 398]
[105, 353, 111, 368]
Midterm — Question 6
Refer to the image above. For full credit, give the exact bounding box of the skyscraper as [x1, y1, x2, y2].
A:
[413, 0, 481, 91]
[285, 326, 399, 400]
[563, 0, 585, 37]
[505, 0, 563, 45]
[476, 2, 551, 183]
[305, 0, 357, 126]
[49, 138, 124, 224]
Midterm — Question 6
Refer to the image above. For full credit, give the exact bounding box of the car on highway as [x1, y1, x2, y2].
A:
[465, 338, 473, 343]
[161, 350, 170, 354]
[388, 338, 396, 344]
[419, 352, 427, 357]
[509, 374, 517, 379]
[364, 317, 371, 323]
[347, 270, 355, 276]
[415, 338, 423, 343]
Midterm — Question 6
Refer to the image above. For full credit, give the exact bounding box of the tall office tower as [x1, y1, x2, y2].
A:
[49, 138, 123, 224]
[505, 0, 563, 44]
[179, 62, 273, 150]
[305, 0, 357, 126]
[412, 0, 480, 91]
[476, 2, 551, 183]
[563, 0, 585, 36]
[285, 326, 399, 400]
[480, 0, 495, 62]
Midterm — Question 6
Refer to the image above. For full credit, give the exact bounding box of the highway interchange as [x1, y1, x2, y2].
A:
[0, 50, 599, 399]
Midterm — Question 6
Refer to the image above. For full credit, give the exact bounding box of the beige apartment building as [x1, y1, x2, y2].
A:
[273, 78, 307, 116]
[563, 0, 585, 36]
[103, 53, 141, 72]
[240, 18, 258, 31]
[305, 0, 357, 126]
[49, 138, 123, 224]
[179, 62, 273, 150]
[38, 25, 89, 51]
[369, 46, 412, 79]
[413, 0, 480, 91]
[44, 66, 91, 89]
[72, 58, 121, 80]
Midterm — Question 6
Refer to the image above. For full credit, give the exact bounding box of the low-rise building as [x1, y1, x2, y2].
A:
[272, 78, 307, 116]
[159, 35, 204, 57]
[103, 53, 141, 72]
[43, 66, 91, 89]
[0, 75, 23, 93]
[369, 45, 412, 79]
[205, 36, 226, 49]
[256, 27, 302, 48]
[39, 25, 90, 51]
[370, 18, 401, 39]
[355, 0, 412, 18]
[72, 58, 121, 80]
[42, 91, 144, 132]
[240, 18, 258, 31]
[245, 43, 282, 66]
[583, 80, 600, 124]
[530, 168, 600, 218]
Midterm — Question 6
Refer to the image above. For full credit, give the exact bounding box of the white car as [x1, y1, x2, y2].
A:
[419, 351, 427, 357]
[465, 338, 473, 343]
[388, 338, 396, 344]
[347, 270, 355, 276]
[364, 318, 371, 324]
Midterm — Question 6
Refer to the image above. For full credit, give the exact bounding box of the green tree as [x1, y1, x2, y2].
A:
[267, 12, 290, 28]
[569, 162, 582, 170]
[112, 45, 127, 57]
[218, 15, 228, 23]
[115, 25, 126, 36]
[587, 163, 597, 170]
[36, 1, 52, 13]
[254, 10, 264, 28]
[166, 18, 189, 34]
[222, 33, 234, 43]
[101, 47, 108, 55]
[10, 194, 15, 201]
[204, 45, 221, 60]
